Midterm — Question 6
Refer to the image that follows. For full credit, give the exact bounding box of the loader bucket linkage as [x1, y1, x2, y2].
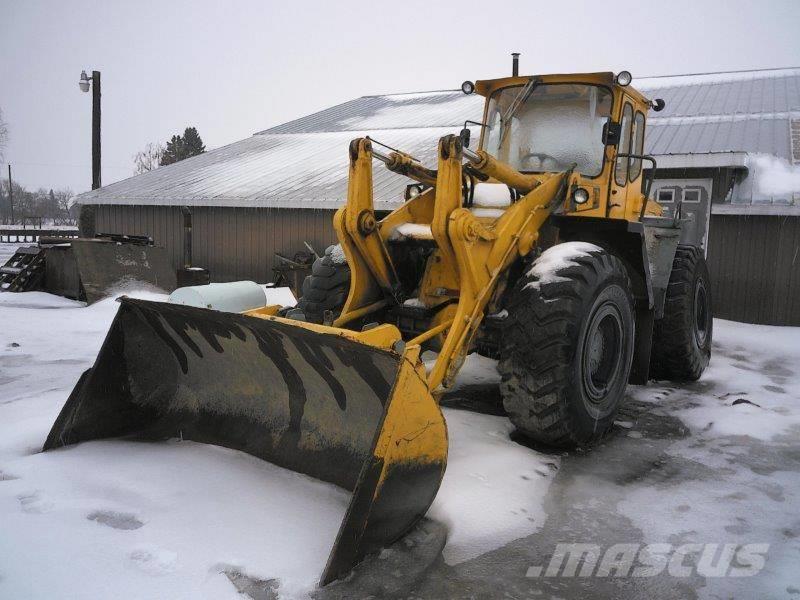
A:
[44, 298, 447, 585]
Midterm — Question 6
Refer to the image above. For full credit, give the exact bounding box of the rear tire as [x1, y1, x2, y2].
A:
[498, 244, 635, 447]
[293, 245, 350, 324]
[649, 245, 712, 381]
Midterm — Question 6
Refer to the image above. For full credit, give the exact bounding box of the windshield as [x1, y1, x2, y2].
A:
[483, 83, 612, 177]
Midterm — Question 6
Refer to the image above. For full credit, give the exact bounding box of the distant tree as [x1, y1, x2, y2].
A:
[182, 127, 205, 156]
[160, 134, 185, 166]
[0, 107, 8, 161]
[52, 188, 76, 225]
[159, 127, 206, 166]
[133, 142, 165, 175]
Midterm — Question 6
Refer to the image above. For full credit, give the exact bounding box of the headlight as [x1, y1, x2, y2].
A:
[616, 71, 632, 86]
[572, 188, 590, 205]
[461, 80, 475, 95]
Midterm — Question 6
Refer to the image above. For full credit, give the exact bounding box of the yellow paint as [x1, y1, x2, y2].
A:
[248, 71, 663, 401]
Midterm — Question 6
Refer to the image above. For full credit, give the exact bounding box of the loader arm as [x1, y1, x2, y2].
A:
[334, 134, 573, 393]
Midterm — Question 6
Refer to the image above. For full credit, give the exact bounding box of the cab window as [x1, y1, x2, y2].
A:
[615, 103, 633, 186]
[629, 111, 646, 181]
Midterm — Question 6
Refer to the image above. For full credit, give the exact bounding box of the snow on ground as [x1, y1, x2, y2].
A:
[431, 408, 556, 564]
[5, 283, 795, 599]
[619, 319, 800, 599]
[0, 289, 554, 598]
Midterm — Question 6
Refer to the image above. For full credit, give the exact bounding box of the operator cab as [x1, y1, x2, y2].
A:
[462, 70, 665, 221]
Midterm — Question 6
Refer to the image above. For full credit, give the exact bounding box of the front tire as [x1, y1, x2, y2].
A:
[499, 244, 635, 447]
[649, 245, 712, 381]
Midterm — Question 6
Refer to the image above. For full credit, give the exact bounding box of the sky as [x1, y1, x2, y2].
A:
[1, 0, 799, 194]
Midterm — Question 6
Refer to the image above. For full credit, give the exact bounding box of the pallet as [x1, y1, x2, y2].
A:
[0, 245, 46, 292]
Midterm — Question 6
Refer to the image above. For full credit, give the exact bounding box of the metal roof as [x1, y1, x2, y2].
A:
[80, 68, 800, 208]
[78, 127, 464, 210]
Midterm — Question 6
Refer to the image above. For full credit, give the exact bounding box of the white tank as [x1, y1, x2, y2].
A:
[168, 281, 268, 313]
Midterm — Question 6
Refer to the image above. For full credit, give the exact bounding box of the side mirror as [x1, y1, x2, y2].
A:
[459, 127, 471, 148]
[602, 119, 621, 146]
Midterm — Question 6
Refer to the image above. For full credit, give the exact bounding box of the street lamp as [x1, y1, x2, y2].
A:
[78, 70, 91, 92]
[78, 68, 101, 237]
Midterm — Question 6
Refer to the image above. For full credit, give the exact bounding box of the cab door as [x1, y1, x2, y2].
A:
[609, 99, 647, 220]
[609, 100, 634, 219]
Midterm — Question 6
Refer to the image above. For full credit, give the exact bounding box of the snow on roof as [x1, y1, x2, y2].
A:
[79, 68, 800, 209]
[636, 67, 800, 90]
[259, 91, 483, 134]
[78, 128, 465, 210]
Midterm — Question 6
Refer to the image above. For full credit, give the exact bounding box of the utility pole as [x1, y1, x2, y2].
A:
[78, 69, 100, 236]
[91, 70, 101, 190]
[7, 163, 13, 225]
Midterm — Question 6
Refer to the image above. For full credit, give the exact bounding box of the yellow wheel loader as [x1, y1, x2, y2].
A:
[44, 62, 712, 585]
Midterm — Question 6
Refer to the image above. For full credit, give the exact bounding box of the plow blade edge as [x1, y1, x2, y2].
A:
[44, 298, 447, 585]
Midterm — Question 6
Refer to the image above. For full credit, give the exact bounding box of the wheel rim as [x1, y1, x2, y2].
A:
[694, 279, 709, 348]
[581, 302, 625, 404]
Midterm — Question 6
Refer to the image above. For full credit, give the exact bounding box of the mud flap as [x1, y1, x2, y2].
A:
[44, 298, 447, 585]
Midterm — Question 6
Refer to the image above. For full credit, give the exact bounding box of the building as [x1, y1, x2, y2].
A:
[78, 68, 800, 325]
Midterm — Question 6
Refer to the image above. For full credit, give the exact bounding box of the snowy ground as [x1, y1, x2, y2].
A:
[0, 289, 556, 599]
[411, 320, 800, 599]
[1, 282, 798, 598]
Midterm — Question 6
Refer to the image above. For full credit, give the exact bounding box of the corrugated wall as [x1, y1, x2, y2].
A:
[94, 205, 338, 283]
[707, 214, 800, 325]
[95, 205, 800, 325]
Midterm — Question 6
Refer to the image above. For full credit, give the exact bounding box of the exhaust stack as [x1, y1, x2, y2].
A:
[512, 52, 520, 77]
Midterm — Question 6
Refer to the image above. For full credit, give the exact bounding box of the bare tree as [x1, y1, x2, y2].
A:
[0, 107, 8, 161]
[52, 188, 76, 225]
[133, 142, 165, 175]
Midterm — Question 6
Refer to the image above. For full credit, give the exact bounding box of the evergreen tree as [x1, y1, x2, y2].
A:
[159, 134, 186, 166]
[159, 127, 206, 166]
[182, 127, 206, 156]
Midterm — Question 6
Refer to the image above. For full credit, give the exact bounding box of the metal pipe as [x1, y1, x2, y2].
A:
[407, 319, 454, 347]
[181, 206, 192, 268]
[463, 147, 481, 164]
[512, 52, 520, 77]
[372, 149, 391, 164]
[333, 298, 389, 327]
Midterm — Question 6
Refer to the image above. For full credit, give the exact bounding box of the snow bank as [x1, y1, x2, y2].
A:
[430, 408, 557, 564]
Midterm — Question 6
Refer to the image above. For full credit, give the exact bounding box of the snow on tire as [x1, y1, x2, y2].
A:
[498, 242, 635, 447]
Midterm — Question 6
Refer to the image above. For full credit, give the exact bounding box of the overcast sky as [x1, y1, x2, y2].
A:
[2, 0, 799, 193]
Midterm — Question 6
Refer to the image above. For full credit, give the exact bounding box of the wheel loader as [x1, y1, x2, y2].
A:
[44, 62, 712, 586]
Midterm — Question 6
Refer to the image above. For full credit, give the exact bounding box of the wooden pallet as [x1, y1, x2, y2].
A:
[0, 245, 46, 292]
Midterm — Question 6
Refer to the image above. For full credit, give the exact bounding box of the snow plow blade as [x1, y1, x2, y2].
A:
[43, 298, 447, 585]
